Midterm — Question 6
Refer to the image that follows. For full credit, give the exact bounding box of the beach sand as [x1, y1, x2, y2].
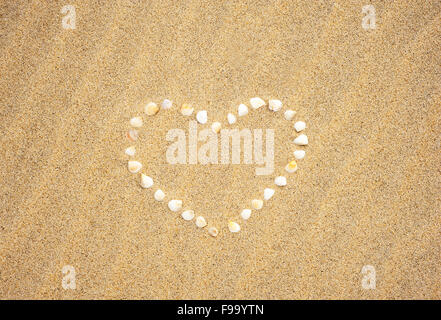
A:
[0, 0, 440, 299]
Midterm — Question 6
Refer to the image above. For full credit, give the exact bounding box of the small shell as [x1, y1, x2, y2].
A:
[140, 174, 153, 188]
[285, 160, 298, 173]
[181, 210, 195, 221]
[161, 99, 172, 109]
[154, 189, 165, 201]
[125, 146, 135, 156]
[145, 102, 159, 115]
[195, 216, 207, 228]
[227, 113, 237, 124]
[196, 110, 208, 124]
[208, 227, 218, 237]
[251, 199, 263, 210]
[228, 221, 241, 233]
[168, 199, 182, 212]
[127, 129, 139, 141]
[250, 97, 265, 109]
[294, 150, 305, 160]
[128, 160, 142, 173]
[181, 103, 194, 116]
[294, 134, 308, 146]
[268, 99, 282, 112]
[240, 209, 252, 220]
[294, 121, 306, 132]
[264, 188, 275, 200]
[284, 109, 296, 121]
[238, 104, 249, 117]
[130, 116, 143, 128]
[211, 121, 221, 133]
[275, 176, 287, 186]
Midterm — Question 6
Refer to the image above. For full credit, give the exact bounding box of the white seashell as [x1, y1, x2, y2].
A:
[168, 199, 182, 212]
[264, 188, 275, 200]
[275, 176, 287, 186]
[250, 97, 265, 109]
[195, 216, 207, 228]
[161, 99, 172, 109]
[284, 109, 296, 120]
[154, 189, 165, 201]
[181, 210, 195, 221]
[180, 104, 194, 116]
[294, 150, 305, 160]
[228, 221, 241, 233]
[227, 113, 237, 124]
[208, 227, 218, 237]
[140, 174, 153, 188]
[294, 121, 306, 132]
[127, 129, 138, 141]
[238, 104, 248, 117]
[196, 110, 208, 124]
[145, 102, 159, 115]
[130, 116, 143, 128]
[268, 99, 282, 112]
[240, 209, 252, 220]
[128, 161, 142, 173]
[294, 134, 308, 145]
[251, 199, 263, 210]
[125, 146, 135, 156]
[285, 160, 298, 173]
[211, 122, 222, 133]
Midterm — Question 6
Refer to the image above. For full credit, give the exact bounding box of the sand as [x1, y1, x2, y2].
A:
[0, 0, 440, 299]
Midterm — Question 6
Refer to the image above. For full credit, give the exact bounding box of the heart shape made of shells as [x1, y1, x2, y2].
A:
[125, 97, 308, 238]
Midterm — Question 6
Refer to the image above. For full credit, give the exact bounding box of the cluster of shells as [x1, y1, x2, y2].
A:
[125, 97, 308, 237]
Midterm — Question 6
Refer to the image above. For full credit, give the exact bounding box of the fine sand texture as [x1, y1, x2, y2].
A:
[0, 1, 440, 299]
